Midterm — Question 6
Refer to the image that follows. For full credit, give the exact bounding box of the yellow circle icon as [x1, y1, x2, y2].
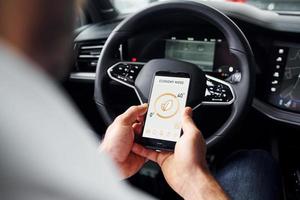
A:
[154, 93, 180, 119]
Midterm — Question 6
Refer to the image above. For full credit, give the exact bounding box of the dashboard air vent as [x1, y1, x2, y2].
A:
[75, 40, 105, 72]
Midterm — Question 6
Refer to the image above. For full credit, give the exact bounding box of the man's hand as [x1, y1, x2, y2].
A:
[132, 107, 229, 200]
[99, 104, 148, 179]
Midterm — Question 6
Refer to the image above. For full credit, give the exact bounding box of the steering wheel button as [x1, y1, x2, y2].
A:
[202, 75, 235, 104]
[212, 98, 222, 102]
[207, 80, 214, 86]
[205, 89, 211, 96]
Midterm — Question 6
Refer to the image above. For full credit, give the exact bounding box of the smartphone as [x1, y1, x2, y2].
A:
[138, 71, 191, 151]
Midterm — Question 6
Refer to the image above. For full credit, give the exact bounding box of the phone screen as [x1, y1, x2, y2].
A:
[142, 74, 190, 142]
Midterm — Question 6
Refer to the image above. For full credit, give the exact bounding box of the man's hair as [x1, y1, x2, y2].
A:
[0, 0, 77, 78]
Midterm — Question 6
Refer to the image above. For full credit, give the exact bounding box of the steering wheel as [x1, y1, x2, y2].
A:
[94, 1, 255, 148]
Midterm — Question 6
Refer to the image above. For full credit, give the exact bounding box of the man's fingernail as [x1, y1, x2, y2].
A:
[186, 107, 193, 116]
[141, 103, 148, 108]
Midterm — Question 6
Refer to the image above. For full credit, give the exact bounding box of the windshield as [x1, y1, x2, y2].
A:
[110, 0, 300, 14]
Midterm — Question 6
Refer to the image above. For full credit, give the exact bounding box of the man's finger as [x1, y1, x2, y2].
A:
[132, 143, 159, 163]
[181, 107, 201, 136]
[136, 114, 145, 124]
[116, 104, 148, 125]
[132, 143, 171, 167]
[132, 123, 143, 135]
[184, 106, 193, 117]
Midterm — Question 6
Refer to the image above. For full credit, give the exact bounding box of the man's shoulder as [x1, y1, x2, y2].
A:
[0, 41, 94, 142]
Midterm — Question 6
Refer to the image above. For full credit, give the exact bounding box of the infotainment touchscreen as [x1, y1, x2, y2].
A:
[165, 39, 216, 72]
[269, 46, 300, 112]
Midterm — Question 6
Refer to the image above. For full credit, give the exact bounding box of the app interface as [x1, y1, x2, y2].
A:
[143, 75, 190, 142]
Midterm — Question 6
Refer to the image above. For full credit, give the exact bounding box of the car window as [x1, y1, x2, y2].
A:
[110, 0, 300, 14]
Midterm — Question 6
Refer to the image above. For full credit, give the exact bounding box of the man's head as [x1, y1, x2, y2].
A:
[0, 0, 77, 78]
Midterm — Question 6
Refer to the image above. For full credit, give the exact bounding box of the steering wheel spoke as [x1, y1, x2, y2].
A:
[200, 75, 235, 106]
[107, 62, 236, 107]
[107, 62, 145, 103]
[107, 62, 145, 86]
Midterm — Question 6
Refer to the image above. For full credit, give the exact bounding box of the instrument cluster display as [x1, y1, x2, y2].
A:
[125, 33, 241, 83]
[164, 37, 240, 83]
[165, 38, 216, 72]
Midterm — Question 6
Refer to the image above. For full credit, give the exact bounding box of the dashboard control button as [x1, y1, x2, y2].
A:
[271, 87, 277, 92]
[273, 72, 280, 77]
[272, 80, 278, 85]
[279, 49, 284, 54]
[276, 65, 280, 69]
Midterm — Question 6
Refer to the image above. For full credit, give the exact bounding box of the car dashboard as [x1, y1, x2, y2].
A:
[71, 2, 300, 127]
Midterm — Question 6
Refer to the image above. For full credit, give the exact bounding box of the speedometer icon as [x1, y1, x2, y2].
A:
[154, 93, 179, 119]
